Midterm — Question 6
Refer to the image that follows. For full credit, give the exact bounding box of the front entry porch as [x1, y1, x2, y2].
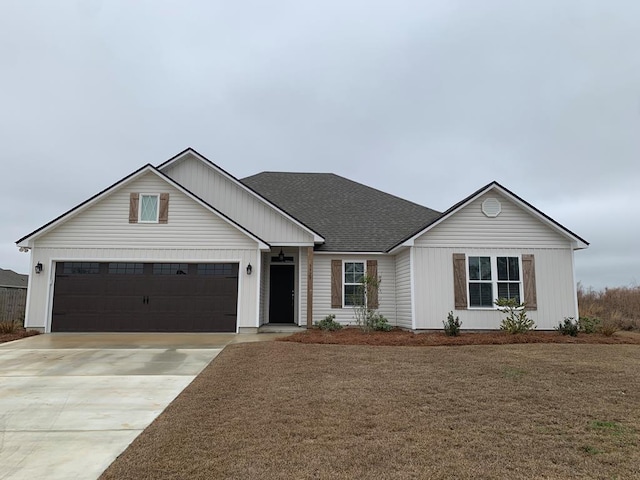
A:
[261, 247, 314, 328]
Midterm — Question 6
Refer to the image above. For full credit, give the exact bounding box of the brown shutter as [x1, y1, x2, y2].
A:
[331, 260, 342, 308]
[522, 254, 537, 310]
[366, 259, 379, 309]
[129, 193, 139, 223]
[159, 193, 169, 224]
[453, 253, 467, 309]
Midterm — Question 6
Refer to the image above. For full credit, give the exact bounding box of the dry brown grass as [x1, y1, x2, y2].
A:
[101, 342, 640, 480]
[279, 327, 640, 346]
[578, 283, 640, 330]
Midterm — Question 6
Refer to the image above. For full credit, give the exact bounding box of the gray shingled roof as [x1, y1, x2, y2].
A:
[241, 172, 442, 252]
[0, 268, 28, 288]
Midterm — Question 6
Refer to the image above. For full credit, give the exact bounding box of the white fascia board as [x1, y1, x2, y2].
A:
[393, 183, 588, 251]
[271, 242, 315, 247]
[387, 244, 411, 255]
[496, 186, 589, 250]
[16, 166, 156, 247]
[159, 148, 325, 243]
[17, 165, 270, 251]
[392, 184, 497, 250]
[314, 251, 390, 256]
[387, 243, 413, 255]
[152, 168, 270, 250]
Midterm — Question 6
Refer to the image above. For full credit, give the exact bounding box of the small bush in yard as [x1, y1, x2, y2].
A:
[578, 316, 601, 334]
[0, 320, 19, 334]
[368, 312, 393, 331]
[599, 320, 619, 337]
[443, 311, 462, 336]
[315, 314, 342, 331]
[496, 298, 535, 334]
[556, 317, 579, 336]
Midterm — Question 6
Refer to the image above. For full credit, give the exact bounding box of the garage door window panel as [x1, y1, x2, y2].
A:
[63, 262, 100, 274]
[108, 263, 144, 274]
[153, 263, 188, 275]
[197, 264, 234, 276]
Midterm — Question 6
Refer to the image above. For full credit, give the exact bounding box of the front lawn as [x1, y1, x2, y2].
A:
[101, 342, 640, 479]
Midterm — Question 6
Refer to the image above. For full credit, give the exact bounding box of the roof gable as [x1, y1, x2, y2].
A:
[158, 148, 324, 243]
[390, 181, 589, 251]
[242, 172, 442, 252]
[17, 165, 269, 249]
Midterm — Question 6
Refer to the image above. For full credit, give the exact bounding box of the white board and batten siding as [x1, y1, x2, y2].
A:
[299, 247, 308, 326]
[412, 191, 578, 330]
[25, 172, 261, 332]
[412, 247, 576, 330]
[162, 154, 315, 245]
[312, 254, 397, 326]
[394, 249, 413, 329]
[258, 252, 270, 325]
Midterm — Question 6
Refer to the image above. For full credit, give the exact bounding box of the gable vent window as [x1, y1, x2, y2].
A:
[482, 197, 501, 217]
[129, 193, 169, 224]
[140, 195, 159, 222]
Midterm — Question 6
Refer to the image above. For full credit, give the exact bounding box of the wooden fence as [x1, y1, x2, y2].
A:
[0, 288, 27, 324]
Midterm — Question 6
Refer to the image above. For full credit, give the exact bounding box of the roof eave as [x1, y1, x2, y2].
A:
[16, 164, 271, 251]
[386, 181, 589, 252]
[16, 164, 156, 245]
[158, 148, 325, 243]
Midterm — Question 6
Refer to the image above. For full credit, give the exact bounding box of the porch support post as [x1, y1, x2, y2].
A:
[306, 246, 314, 328]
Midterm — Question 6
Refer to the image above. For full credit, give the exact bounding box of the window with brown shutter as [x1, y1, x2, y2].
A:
[129, 193, 169, 223]
[454, 253, 537, 310]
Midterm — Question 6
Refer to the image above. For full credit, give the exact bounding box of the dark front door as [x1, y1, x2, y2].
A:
[269, 265, 295, 323]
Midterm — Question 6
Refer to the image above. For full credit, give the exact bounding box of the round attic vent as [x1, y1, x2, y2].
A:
[482, 197, 501, 217]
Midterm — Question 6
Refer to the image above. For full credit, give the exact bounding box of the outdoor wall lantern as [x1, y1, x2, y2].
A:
[35, 262, 43, 274]
[246, 263, 252, 275]
[278, 248, 285, 262]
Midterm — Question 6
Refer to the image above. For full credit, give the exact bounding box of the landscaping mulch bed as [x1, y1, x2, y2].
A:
[101, 341, 640, 480]
[0, 329, 40, 344]
[278, 327, 640, 346]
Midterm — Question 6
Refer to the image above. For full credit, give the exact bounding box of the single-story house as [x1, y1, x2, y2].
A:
[16, 148, 588, 333]
[0, 268, 28, 323]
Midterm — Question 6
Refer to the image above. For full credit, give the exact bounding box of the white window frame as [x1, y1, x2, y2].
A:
[466, 255, 522, 309]
[139, 194, 160, 223]
[343, 260, 366, 308]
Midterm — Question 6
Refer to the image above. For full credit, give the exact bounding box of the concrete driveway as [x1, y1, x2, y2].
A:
[0, 333, 278, 480]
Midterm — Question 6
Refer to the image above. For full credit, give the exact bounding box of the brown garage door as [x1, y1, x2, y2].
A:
[51, 262, 239, 332]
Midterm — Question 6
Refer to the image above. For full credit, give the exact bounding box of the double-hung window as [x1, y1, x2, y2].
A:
[344, 261, 365, 307]
[497, 257, 520, 302]
[468, 256, 521, 308]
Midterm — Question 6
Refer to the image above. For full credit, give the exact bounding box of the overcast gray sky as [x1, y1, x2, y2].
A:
[1, 0, 638, 289]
